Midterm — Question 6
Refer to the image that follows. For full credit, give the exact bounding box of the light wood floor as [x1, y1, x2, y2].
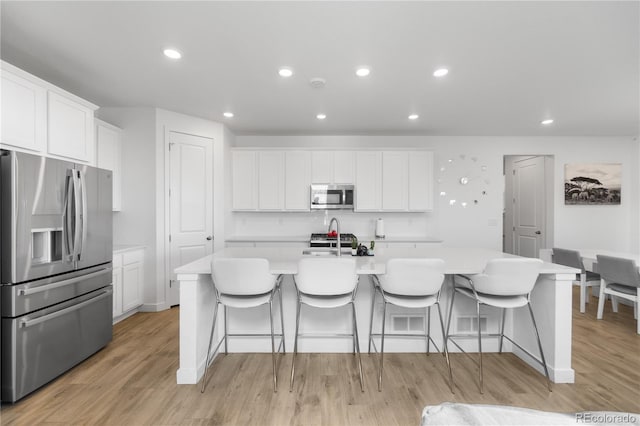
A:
[2, 287, 639, 425]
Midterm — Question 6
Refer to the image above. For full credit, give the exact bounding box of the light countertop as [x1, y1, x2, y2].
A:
[113, 244, 146, 254]
[225, 235, 443, 243]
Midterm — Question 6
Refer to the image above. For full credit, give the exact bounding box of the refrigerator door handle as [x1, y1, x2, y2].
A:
[64, 171, 75, 260]
[72, 170, 82, 261]
[18, 268, 112, 296]
[78, 170, 88, 260]
[19, 289, 112, 328]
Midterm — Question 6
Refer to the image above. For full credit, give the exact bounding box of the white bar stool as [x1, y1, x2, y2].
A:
[289, 257, 364, 392]
[368, 258, 454, 392]
[201, 258, 285, 393]
[445, 258, 551, 393]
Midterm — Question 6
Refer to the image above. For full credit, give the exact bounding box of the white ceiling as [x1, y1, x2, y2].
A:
[1, 1, 638, 136]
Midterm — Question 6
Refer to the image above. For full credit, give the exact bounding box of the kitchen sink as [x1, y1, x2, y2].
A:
[302, 248, 350, 256]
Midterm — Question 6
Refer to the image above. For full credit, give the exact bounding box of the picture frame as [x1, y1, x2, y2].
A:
[564, 163, 621, 205]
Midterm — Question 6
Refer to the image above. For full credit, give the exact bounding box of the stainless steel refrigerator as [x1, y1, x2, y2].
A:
[0, 149, 113, 402]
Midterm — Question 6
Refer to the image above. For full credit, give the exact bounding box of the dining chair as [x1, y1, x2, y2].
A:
[552, 248, 600, 313]
[201, 258, 285, 393]
[290, 257, 363, 392]
[445, 257, 551, 393]
[596, 255, 640, 334]
[368, 258, 454, 392]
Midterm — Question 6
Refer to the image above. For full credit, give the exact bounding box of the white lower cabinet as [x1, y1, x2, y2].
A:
[112, 248, 145, 322]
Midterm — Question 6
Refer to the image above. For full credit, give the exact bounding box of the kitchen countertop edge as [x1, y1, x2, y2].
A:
[113, 244, 147, 254]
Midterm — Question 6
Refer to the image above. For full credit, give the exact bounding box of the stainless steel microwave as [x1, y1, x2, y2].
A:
[310, 184, 354, 210]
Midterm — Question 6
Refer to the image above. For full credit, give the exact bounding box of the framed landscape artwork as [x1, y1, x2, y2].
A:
[564, 163, 621, 205]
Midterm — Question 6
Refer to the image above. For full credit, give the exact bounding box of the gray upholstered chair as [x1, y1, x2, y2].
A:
[596, 255, 640, 334]
[552, 248, 600, 313]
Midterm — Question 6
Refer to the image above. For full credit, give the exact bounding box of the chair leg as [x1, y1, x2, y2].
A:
[378, 301, 387, 392]
[579, 273, 587, 313]
[445, 285, 457, 344]
[269, 299, 278, 392]
[201, 301, 220, 393]
[597, 279, 606, 319]
[351, 301, 364, 392]
[368, 284, 377, 354]
[436, 302, 455, 394]
[527, 302, 552, 391]
[611, 295, 619, 313]
[498, 308, 506, 353]
[289, 298, 302, 392]
[476, 301, 483, 394]
[278, 284, 286, 353]
[224, 305, 229, 355]
[426, 306, 431, 356]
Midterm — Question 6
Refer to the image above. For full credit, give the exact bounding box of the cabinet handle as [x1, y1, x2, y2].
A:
[535, 231, 541, 235]
[206, 236, 213, 241]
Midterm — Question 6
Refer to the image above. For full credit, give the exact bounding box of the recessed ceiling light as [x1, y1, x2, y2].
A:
[316, 114, 327, 120]
[356, 67, 371, 77]
[278, 67, 293, 77]
[223, 112, 234, 118]
[433, 68, 449, 77]
[541, 119, 554, 125]
[163, 48, 182, 59]
[408, 114, 419, 120]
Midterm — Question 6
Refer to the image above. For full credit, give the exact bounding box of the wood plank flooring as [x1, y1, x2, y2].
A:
[2, 287, 639, 425]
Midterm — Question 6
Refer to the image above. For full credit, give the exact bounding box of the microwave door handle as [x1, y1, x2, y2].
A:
[78, 170, 88, 260]
[72, 170, 82, 261]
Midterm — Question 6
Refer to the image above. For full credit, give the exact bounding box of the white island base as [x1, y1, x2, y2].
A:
[175, 247, 578, 385]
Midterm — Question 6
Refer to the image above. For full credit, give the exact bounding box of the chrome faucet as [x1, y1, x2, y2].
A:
[328, 217, 341, 257]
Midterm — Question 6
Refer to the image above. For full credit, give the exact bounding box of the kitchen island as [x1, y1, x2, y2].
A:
[175, 246, 579, 386]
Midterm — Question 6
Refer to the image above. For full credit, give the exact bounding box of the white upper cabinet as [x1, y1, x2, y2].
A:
[95, 119, 122, 211]
[232, 150, 257, 210]
[48, 92, 94, 162]
[381, 151, 409, 211]
[0, 61, 98, 163]
[355, 151, 382, 211]
[311, 151, 354, 184]
[356, 150, 433, 212]
[0, 67, 46, 152]
[284, 151, 311, 211]
[258, 151, 284, 210]
[408, 151, 434, 211]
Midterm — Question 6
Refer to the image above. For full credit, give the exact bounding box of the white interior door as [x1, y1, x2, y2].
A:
[511, 156, 546, 258]
[168, 131, 213, 306]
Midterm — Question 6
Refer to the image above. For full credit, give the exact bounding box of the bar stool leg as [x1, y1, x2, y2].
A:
[498, 308, 506, 353]
[278, 284, 286, 353]
[351, 301, 364, 392]
[224, 305, 229, 355]
[436, 302, 455, 393]
[527, 302, 552, 392]
[201, 301, 220, 393]
[289, 297, 302, 392]
[378, 300, 387, 391]
[368, 284, 377, 354]
[426, 306, 431, 356]
[476, 301, 484, 394]
[269, 298, 277, 392]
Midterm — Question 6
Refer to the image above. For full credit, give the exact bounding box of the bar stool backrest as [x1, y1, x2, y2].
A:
[382, 258, 445, 296]
[295, 257, 357, 295]
[211, 258, 276, 295]
[472, 258, 543, 296]
[552, 248, 585, 271]
[596, 255, 640, 288]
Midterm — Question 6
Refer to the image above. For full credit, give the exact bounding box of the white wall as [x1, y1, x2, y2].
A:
[234, 135, 640, 253]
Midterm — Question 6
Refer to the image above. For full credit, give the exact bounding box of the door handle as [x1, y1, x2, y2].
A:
[206, 236, 213, 241]
[535, 231, 541, 235]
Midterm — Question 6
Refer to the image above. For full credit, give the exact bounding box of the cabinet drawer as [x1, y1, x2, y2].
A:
[122, 249, 144, 265]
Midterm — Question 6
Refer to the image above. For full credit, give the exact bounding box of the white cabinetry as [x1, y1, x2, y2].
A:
[96, 119, 122, 211]
[112, 248, 145, 322]
[355, 151, 382, 211]
[232, 150, 257, 210]
[0, 61, 97, 163]
[311, 150, 354, 184]
[47, 92, 94, 162]
[284, 151, 311, 211]
[0, 67, 46, 152]
[356, 150, 433, 212]
[258, 151, 284, 210]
